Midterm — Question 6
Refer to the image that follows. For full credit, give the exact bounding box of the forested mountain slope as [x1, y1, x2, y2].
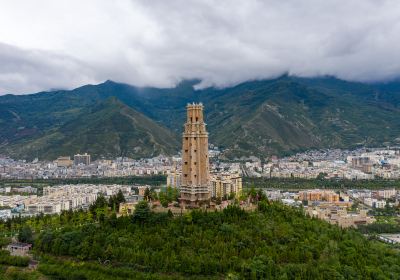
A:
[1, 76, 400, 159]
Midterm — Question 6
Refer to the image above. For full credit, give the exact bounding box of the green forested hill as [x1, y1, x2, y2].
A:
[1, 97, 179, 159]
[1, 201, 400, 279]
[1, 76, 400, 160]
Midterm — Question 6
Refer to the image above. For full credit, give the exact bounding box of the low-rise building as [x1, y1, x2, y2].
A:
[119, 202, 138, 216]
[12, 186, 37, 194]
[299, 190, 339, 203]
[364, 198, 387, 208]
[0, 209, 11, 220]
[56, 156, 73, 168]
[137, 186, 149, 196]
[378, 189, 396, 199]
[6, 243, 32, 257]
[306, 206, 375, 228]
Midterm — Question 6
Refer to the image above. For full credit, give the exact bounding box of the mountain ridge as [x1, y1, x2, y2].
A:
[1, 76, 400, 160]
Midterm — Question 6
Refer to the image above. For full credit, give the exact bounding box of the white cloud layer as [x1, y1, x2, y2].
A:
[1, 0, 400, 94]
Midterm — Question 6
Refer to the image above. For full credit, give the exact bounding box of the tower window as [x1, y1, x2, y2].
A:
[184, 174, 187, 177]
[194, 162, 197, 165]
[196, 117, 198, 121]
[194, 137, 197, 140]
[185, 150, 188, 153]
[184, 162, 188, 165]
[185, 137, 188, 140]
[190, 117, 192, 122]
[194, 150, 197, 153]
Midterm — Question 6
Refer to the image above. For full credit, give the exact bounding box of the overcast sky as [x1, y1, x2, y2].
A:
[1, 0, 400, 94]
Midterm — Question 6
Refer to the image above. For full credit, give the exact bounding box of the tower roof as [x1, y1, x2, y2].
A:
[187, 102, 203, 108]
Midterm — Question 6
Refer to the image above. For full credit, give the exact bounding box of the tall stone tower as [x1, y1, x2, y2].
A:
[180, 103, 211, 207]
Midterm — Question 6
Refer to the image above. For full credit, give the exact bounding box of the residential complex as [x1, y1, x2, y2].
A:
[264, 187, 400, 228]
[298, 190, 339, 203]
[0, 184, 136, 217]
[0, 155, 178, 180]
[306, 206, 375, 228]
[3, 147, 400, 181]
[210, 172, 242, 199]
[243, 148, 400, 179]
[167, 170, 242, 200]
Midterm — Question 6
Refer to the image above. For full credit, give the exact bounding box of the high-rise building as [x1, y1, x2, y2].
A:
[180, 103, 211, 207]
[74, 153, 91, 165]
[210, 172, 242, 199]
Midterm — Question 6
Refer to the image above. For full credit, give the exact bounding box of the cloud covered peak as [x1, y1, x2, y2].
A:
[1, 0, 400, 94]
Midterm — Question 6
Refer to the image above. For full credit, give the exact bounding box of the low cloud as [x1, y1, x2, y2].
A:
[1, 0, 400, 94]
[0, 43, 95, 93]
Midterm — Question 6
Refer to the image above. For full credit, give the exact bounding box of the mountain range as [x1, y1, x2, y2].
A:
[1, 76, 400, 160]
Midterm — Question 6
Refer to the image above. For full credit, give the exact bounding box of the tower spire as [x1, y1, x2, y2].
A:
[180, 103, 211, 207]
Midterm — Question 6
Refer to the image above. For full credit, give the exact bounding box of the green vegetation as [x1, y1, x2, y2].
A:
[0, 250, 30, 267]
[2, 76, 400, 160]
[0, 97, 179, 160]
[359, 209, 400, 234]
[18, 226, 34, 244]
[358, 223, 400, 234]
[158, 186, 179, 207]
[1, 196, 400, 279]
[244, 177, 400, 190]
[0, 175, 167, 188]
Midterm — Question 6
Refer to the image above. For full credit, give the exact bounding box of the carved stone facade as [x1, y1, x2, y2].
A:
[180, 103, 211, 207]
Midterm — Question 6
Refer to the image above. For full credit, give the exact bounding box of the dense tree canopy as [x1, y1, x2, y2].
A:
[18, 225, 34, 244]
[1, 202, 398, 279]
[1, 191, 400, 279]
[245, 177, 400, 190]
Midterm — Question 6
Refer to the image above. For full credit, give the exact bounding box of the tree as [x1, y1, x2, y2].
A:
[248, 186, 257, 203]
[90, 195, 108, 212]
[144, 187, 151, 201]
[108, 190, 126, 212]
[317, 172, 328, 180]
[116, 190, 126, 204]
[159, 192, 169, 208]
[350, 201, 359, 211]
[132, 201, 151, 224]
[0, 237, 11, 247]
[18, 226, 33, 244]
[257, 189, 267, 202]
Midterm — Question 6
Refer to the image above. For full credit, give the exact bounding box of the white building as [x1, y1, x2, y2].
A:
[0, 209, 12, 220]
[378, 189, 396, 199]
